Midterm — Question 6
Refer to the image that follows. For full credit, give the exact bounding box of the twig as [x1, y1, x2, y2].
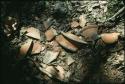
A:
[106, 6, 125, 22]
[98, 6, 125, 28]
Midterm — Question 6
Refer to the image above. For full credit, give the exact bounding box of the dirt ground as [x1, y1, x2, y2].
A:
[1, 1, 125, 84]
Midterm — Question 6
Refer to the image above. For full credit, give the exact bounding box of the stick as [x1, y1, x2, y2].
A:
[106, 6, 125, 22]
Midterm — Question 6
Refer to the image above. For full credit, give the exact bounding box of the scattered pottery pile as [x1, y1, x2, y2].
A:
[19, 26, 77, 82]
[2, 1, 124, 83]
[17, 12, 121, 82]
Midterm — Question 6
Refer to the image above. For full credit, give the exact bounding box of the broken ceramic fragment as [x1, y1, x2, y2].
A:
[62, 32, 88, 44]
[100, 33, 120, 44]
[56, 65, 65, 80]
[20, 39, 43, 56]
[20, 39, 33, 56]
[25, 27, 41, 40]
[81, 24, 98, 41]
[42, 50, 60, 64]
[56, 35, 78, 52]
[45, 28, 57, 41]
[31, 41, 43, 54]
[39, 65, 58, 78]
